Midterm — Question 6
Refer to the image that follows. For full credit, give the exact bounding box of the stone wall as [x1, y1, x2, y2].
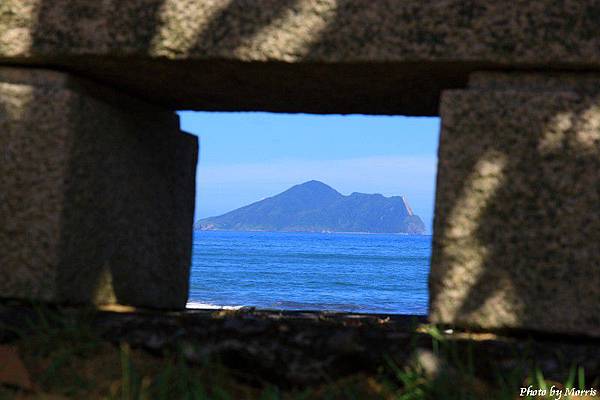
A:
[0, 1, 598, 332]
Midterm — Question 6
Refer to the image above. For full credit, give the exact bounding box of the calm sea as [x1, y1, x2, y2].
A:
[188, 231, 431, 315]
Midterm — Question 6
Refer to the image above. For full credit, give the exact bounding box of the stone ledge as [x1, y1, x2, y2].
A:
[2, 303, 598, 387]
[3, 1, 600, 115]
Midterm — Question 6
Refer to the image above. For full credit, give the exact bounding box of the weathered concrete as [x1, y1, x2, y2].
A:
[2, 1, 600, 115]
[0, 67, 197, 309]
[430, 72, 600, 336]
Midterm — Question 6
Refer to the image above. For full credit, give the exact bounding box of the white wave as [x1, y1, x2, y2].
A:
[186, 301, 244, 310]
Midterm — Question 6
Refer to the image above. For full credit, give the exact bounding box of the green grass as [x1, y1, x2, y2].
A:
[381, 325, 598, 400]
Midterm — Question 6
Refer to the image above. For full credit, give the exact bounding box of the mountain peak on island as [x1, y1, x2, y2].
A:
[296, 180, 335, 189]
[283, 180, 340, 195]
[196, 181, 426, 234]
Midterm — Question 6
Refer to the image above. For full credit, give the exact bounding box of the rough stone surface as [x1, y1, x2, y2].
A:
[2, 304, 599, 387]
[2, 0, 600, 114]
[430, 72, 600, 336]
[0, 67, 197, 309]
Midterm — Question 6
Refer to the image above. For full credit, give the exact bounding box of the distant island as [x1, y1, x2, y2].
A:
[195, 180, 426, 234]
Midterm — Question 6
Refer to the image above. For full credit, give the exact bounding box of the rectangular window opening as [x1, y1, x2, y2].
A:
[179, 111, 440, 316]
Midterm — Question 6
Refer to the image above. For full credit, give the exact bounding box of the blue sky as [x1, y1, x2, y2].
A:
[179, 112, 440, 233]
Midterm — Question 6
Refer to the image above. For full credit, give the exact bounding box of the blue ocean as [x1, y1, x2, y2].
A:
[188, 231, 431, 315]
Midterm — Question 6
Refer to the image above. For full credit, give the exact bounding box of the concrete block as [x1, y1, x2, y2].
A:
[0, 67, 197, 309]
[430, 73, 600, 336]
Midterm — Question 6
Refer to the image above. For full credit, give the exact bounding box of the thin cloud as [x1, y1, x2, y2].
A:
[198, 155, 436, 190]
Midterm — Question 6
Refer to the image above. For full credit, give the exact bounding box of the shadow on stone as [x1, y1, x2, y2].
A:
[430, 74, 600, 336]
